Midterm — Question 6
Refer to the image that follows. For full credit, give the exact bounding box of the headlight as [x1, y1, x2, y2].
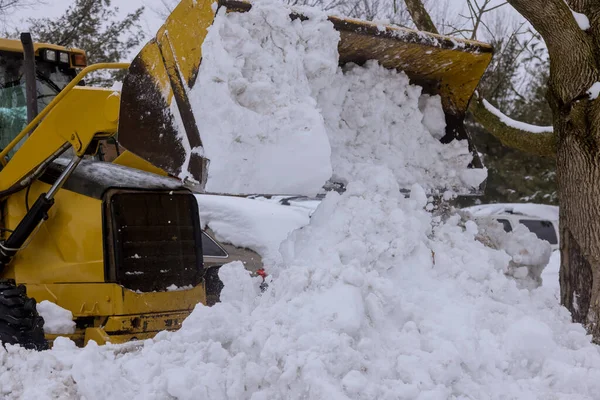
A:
[42, 49, 57, 62]
[59, 52, 69, 63]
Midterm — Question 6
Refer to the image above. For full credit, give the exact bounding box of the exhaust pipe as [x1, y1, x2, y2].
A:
[20, 32, 38, 123]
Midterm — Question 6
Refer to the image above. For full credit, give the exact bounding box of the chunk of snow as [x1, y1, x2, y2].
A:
[36, 301, 75, 335]
[418, 94, 446, 140]
[165, 284, 193, 292]
[587, 82, 600, 100]
[318, 60, 485, 192]
[482, 99, 553, 133]
[188, 4, 335, 195]
[570, 9, 590, 30]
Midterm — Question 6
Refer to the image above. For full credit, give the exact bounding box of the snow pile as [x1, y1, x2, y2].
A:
[4, 164, 600, 399]
[36, 301, 75, 335]
[195, 194, 311, 264]
[191, 1, 484, 195]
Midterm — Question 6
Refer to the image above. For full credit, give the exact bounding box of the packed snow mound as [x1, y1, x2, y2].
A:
[191, 1, 484, 195]
[3, 164, 600, 399]
[36, 301, 75, 335]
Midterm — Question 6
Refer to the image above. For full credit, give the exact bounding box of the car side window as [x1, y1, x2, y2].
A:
[518, 219, 558, 245]
[201, 232, 228, 258]
[496, 218, 512, 232]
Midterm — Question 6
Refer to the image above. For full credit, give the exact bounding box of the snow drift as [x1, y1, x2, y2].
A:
[1, 2, 600, 400]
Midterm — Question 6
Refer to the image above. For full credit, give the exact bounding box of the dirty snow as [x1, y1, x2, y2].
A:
[190, 1, 484, 195]
[483, 99, 554, 133]
[2, 2, 600, 400]
[36, 301, 75, 335]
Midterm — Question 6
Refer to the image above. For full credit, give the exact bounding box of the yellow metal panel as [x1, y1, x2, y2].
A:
[84, 328, 111, 346]
[113, 150, 169, 176]
[103, 311, 190, 333]
[156, 0, 216, 88]
[26, 283, 206, 317]
[2, 181, 105, 284]
[0, 37, 86, 56]
[0, 87, 120, 192]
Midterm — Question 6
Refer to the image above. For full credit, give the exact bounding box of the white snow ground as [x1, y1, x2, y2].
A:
[1, 2, 600, 400]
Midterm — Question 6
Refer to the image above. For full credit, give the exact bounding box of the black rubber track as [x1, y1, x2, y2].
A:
[0, 280, 48, 350]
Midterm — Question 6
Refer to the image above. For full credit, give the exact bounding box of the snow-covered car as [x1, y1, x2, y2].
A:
[462, 203, 559, 251]
[202, 228, 263, 305]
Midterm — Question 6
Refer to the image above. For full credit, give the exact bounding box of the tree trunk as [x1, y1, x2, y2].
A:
[554, 95, 600, 341]
[509, 0, 600, 341]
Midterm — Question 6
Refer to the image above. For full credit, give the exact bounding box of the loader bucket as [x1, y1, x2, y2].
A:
[118, 0, 493, 192]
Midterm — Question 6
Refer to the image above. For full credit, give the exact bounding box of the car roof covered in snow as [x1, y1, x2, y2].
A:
[462, 203, 559, 222]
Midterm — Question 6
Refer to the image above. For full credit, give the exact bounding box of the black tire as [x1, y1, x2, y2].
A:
[0, 280, 48, 350]
[205, 267, 224, 307]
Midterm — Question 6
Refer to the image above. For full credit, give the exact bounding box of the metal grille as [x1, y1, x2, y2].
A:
[104, 189, 203, 292]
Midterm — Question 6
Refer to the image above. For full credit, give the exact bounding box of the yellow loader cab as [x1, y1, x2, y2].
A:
[0, 37, 86, 152]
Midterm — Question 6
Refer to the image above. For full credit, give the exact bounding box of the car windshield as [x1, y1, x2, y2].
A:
[0, 50, 75, 156]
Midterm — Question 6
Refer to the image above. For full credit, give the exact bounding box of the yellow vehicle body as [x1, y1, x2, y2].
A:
[0, 61, 207, 347]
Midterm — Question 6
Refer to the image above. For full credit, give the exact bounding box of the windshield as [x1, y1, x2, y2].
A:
[0, 50, 76, 156]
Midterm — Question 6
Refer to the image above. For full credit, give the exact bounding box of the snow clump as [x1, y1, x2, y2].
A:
[36, 301, 76, 335]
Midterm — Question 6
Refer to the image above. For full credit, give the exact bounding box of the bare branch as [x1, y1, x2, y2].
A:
[403, 0, 439, 34]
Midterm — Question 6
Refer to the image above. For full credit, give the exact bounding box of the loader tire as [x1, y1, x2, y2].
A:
[0, 280, 48, 350]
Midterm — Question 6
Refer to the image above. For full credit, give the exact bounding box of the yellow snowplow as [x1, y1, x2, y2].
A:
[0, 0, 492, 350]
